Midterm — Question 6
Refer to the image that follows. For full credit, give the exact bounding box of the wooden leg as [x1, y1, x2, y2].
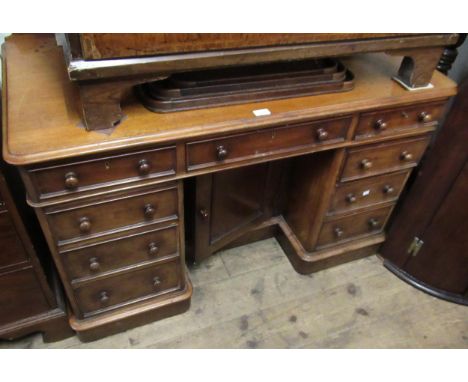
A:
[79, 76, 167, 131]
[437, 34, 467, 74]
[388, 47, 444, 88]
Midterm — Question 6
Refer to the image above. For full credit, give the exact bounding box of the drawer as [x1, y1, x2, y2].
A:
[28, 146, 176, 200]
[61, 224, 179, 281]
[328, 171, 410, 215]
[74, 259, 183, 316]
[340, 136, 430, 182]
[186, 117, 351, 171]
[45, 185, 178, 244]
[0, 266, 51, 326]
[355, 102, 446, 140]
[0, 211, 29, 269]
[317, 205, 393, 248]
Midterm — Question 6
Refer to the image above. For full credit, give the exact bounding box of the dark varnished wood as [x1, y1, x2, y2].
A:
[191, 161, 288, 263]
[317, 204, 394, 248]
[44, 185, 178, 244]
[0, 211, 29, 268]
[73, 34, 425, 60]
[381, 77, 468, 303]
[2, 34, 460, 341]
[285, 149, 347, 252]
[28, 146, 176, 202]
[354, 101, 446, 140]
[186, 117, 351, 171]
[61, 224, 179, 281]
[340, 136, 431, 182]
[328, 171, 410, 216]
[0, 162, 73, 342]
[74, 258, 183, 318]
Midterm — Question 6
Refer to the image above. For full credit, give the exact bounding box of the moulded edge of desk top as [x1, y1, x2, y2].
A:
[1, 34, 458, 167]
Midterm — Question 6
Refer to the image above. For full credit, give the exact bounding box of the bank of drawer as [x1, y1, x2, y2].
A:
[74, 259, 183, 316]
[355, 102, 445, 140]
[340, 136, 430, 182]
[317, 205, 393, 248]
[28, 146, 176, 200]
[328, 171, 409, 215]
[45, 186, 178, 244]
[0, 267, 51, 326]
[186, 117, 351, 171]
[0, 211, 29, 269]
[61, 225, 179, 280]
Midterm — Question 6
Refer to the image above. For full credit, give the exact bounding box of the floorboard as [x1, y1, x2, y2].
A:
[1, 238, 467, 349]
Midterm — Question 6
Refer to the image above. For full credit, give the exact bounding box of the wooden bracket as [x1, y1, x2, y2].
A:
[79, 76, 167, 131]
[388, 47, 444, 89]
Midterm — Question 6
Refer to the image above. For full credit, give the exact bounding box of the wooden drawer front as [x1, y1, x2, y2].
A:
[355, 102, 446, 140]
[62, 225, 179, 280]
[74, 259, 182, 316]
[46, 187, 178, 244]
[186, 117, 351, 171]
[0, 212, 28, 269]
[340, 136, 430, 182]
[29, 146, 176, 200]
[329, 171, 409, 215]
[0, 267, 50, 326]
[317, 205, 393, 248]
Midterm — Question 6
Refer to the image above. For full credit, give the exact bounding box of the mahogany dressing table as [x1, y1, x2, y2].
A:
[2, 34, 457, 341]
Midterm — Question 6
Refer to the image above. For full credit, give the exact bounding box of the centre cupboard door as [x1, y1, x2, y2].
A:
[187, 161, 290, 263]
[380, 78, 468, 305]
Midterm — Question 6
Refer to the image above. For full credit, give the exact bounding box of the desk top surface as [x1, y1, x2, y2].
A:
[2, 34, 457, 166]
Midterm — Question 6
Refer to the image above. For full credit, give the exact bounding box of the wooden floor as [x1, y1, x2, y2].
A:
[1, 238, 467, 349]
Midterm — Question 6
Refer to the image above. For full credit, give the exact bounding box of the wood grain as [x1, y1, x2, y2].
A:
[2, 34, 457, 166]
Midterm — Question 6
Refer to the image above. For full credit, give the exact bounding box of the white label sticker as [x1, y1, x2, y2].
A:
[362, 190, 370, 197]
[253, 108, 271, 117]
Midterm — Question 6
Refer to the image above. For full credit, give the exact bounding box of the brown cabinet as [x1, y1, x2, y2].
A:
[0, 168, 73, 342]
[381, 78, 468, 305]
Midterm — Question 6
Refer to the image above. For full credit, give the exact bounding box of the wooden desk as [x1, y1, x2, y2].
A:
[2, 34, 457, 341]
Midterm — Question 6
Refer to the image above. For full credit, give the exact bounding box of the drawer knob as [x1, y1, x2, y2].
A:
[138, 159, 151, 175]
[79, 217, 91, 233]
[374, 119, 388, 130]
[383, 185, 395, 194]
[153, 276, 161, 287]
[64, 172, 79, 189]
[216, 145, 228, 161]
[334, 227, 344, 238]
[89, 257, 100, 271]
[368, 218, 380, 229]
[316, 128, 329, 141]
[199, 208, 209, 219]
[400, 151, 413, 161]
[346, 193, 357, 203]
[360, 159, 373, 170]
[148, 242, 159, 256]
[144, 204, 156, 219]
[418, 112, 432, 123]
[99, 291, 109, 304]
